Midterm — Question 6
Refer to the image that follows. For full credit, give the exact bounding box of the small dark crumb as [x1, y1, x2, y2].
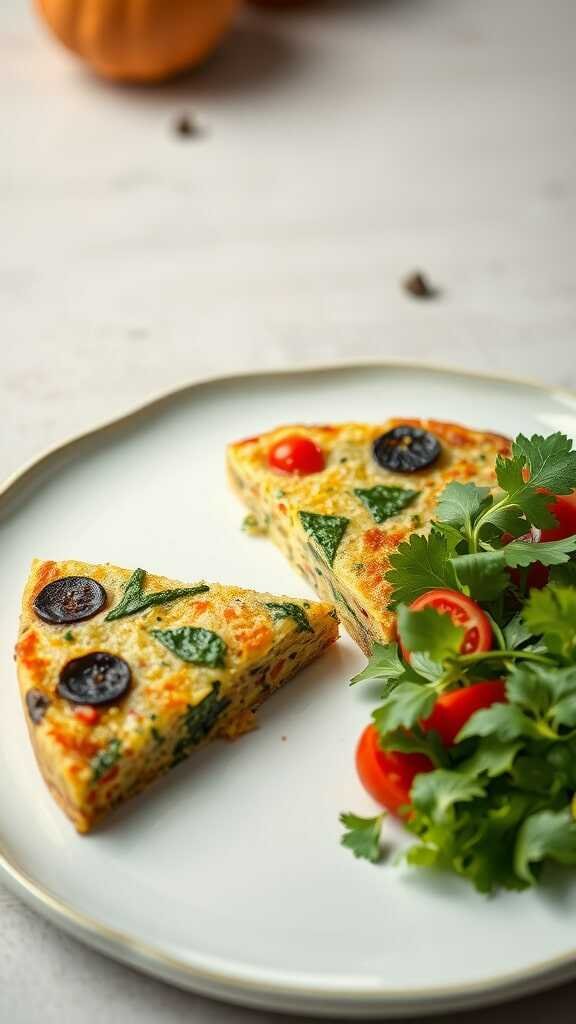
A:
[172, 114, 203, 139]
[403, 271, 439, 300]
[281, 736, 287, 742]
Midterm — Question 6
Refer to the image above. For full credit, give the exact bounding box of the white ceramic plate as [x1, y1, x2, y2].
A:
[2, 363, 576, 1018]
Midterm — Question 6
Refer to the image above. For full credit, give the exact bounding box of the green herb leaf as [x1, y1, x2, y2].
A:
[171, 685, 230, 767]
[106, 568, 209, 622]
[523, 585, 576, 663]
[431, 519, 469, 554]
[504, 535, 576, 567]
[397, 605, 464, 663]
[456, 704, 540, 743]
[409, 652, 445, 682]
[513, 433, 576, 496]
[340, 812, 385, 864]
[492, 433, 576, 530]
[379, 727, 446, 767]
[411, 770, 486, 824]
[515, 808, 576, 884]
[91, 738, 122, 782]
[151, 626, 227, 667]
[373, 682, 437, 734]
[503, 613, 536, 650]
[265, 602, 313, 634]
[298, 511, 349, 566]
[506, 663, 576, 730]
[459, 737, 522, 778]
[350, 642, 404, 685]
[451, 550, 509, 602]
[386, 533, 457, 607]
[354, 485, 419, 524]
[436, 481, 492, 533]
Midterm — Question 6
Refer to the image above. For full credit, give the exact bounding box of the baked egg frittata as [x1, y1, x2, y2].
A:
[16, 559, 338, 832]
[227, 418, 511, 654]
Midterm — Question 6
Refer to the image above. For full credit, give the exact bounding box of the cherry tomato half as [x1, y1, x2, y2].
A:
[401, 588, 493, 659]
[422, 679, 507, 746]
[356, 724, 433, 816]
[268, 434, 325, 476]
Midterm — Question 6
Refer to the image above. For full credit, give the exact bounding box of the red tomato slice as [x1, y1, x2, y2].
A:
[355, 724, 433, 817]
[401, 588, 493, 659]
[268, 434, 325, 476]
[421, 679, 507, 746]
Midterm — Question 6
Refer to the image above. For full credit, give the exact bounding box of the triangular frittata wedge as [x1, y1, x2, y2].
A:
[16, 559, 338, 832]
[227, 418, 510, 655]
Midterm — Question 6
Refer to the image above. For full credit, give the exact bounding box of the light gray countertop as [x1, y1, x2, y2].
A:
[2, 0, 575, 1020]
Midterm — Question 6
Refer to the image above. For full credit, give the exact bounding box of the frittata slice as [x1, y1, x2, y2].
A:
[227, 419, 511, 655]
[16, 559, 338, 832]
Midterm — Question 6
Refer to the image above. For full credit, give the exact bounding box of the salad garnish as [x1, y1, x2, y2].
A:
[341, 432, 576, 891]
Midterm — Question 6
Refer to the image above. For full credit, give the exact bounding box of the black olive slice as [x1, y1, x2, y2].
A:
[373, 426, 441, 473]
[57, 652, 131, 706]
[34, 576, 107, 624]
[26, 689, 51, 724]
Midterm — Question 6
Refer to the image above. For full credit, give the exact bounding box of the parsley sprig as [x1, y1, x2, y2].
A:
[341, 432, 576, 891]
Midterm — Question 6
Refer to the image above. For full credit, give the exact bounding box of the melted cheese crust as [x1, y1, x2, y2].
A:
[16, 560, 338, 832]
[227, 419, 511, 653]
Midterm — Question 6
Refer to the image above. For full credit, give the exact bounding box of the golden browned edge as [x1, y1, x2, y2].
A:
[2, 362, 576, 1011]
[16, 561, 338, 834]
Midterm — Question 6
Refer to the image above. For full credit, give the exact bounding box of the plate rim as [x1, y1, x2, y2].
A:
[2, 359, 576, 1016]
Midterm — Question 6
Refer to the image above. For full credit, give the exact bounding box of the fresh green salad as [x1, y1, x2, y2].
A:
[341, 432, 576, 892]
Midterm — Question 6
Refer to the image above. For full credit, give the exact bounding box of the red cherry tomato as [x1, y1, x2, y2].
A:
[503, 489, 576, 590]
[268, 434, 325, 476]
[541, 491, 576, 542]
[355, 724, 433, 817]
[400, 588, 493, 660]
[356, 680, 507, 814]
[421, 679, 507, 746]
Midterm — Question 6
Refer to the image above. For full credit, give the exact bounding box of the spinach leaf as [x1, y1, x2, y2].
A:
[171, 685, 230, 767]
[106, 568, 209, 621]
[151, 626, 226, 667]
[265, 602, 313, 633]
[298, 511, 349, 566]
[91, 739, 122, 782]
[354, 485, 418, 524]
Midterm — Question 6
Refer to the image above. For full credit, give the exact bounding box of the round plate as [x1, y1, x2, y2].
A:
[2, 363, 576, 1017]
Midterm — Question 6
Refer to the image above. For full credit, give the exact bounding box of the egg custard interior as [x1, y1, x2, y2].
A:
[227, 419, 511, 655]
[16, 559, 338, 833]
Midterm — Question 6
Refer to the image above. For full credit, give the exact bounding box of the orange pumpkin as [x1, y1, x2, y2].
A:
[35, 0, 242, 83]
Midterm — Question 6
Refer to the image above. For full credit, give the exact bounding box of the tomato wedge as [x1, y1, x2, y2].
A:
[268, 434, 325, 476]
[356, 724, 432, 816]
[401, 588, 493, 659]
[422, 679, 507, 746]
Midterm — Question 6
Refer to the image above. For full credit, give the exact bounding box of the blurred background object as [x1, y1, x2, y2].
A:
[35, 0, 242, 82]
